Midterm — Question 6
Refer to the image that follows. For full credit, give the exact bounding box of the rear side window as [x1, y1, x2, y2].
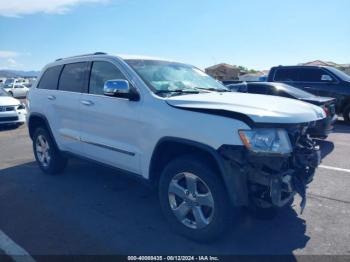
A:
[89, 61, 127, 95]
[37, 65, 63, 90]
[58, 62, 89, 93]
[274, 68, 299, 82]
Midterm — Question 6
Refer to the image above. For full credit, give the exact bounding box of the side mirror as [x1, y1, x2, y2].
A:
[103, 79, 139, 101]
[321, 74, 333, 82]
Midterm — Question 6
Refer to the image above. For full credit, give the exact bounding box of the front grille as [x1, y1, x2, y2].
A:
[0, 116, 18, 122]
[0, 106, 15, 112]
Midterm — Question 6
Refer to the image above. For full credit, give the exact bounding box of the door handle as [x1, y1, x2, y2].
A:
[304, 86, 312, 89]
[81, 100, 94, 106]
[47, 95, 56, 100]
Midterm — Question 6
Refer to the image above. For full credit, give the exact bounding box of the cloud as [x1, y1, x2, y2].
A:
[0, 0, 109, 17]
[0, 51, 19, 58]
[0, 51, 23, 69]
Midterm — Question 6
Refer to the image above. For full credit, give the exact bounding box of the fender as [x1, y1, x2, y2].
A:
[150, 136, 248, 206]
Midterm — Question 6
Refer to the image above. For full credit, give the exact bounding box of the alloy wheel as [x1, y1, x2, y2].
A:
[168, 172, 214, 229]
[35, 135, 51, 167]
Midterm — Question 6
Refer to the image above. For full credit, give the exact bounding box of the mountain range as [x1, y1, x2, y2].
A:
[0, 70, 40, 78]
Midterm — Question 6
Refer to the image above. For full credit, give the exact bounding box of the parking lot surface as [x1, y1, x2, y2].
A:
[0, 121, 349, 257]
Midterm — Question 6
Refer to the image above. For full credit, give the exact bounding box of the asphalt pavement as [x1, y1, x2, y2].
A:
[0, 121, 349, 258]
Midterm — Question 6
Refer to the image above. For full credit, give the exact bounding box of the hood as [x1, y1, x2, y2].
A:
[166, 92, 326, 125]
[0, 96, 21, 106]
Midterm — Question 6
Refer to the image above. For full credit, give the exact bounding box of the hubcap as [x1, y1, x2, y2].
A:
[168, 172, 214, 229]
[35, 135, 51, 167]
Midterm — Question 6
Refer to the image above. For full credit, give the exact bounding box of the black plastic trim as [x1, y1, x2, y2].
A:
[28, 113, 59, 149]
[150, 136, 246, 206]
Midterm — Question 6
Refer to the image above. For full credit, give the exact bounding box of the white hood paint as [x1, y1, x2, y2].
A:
[0, 96, 20, 106]
[166, 92, 326, 124]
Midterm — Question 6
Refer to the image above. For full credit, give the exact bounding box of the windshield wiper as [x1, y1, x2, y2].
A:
[155, 89, 200, 97]
[195, 87, 231, 92]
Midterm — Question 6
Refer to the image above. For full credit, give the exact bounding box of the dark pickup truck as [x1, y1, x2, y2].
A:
[267, 65, 350, 123]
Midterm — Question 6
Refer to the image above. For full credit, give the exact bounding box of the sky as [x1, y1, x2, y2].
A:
[0, 0, 349, 71]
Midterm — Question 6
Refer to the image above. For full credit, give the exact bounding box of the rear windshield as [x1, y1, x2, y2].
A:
[275, 83, 315, 99]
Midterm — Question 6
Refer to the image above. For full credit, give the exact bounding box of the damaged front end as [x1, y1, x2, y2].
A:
[218, 123, 321, 213]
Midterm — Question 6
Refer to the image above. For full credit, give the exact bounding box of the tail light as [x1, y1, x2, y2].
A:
[322, 106, 330, 116]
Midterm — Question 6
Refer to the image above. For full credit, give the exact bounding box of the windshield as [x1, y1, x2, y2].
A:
[326, 67, 350, 81]
[125, 60, 229, 96]
[0, 88, 10, 97]
[275, 83, 315, 99]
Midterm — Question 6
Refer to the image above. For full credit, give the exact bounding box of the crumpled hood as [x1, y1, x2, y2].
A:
[0, 96, 20, 106]
[166, 92, 326, 124]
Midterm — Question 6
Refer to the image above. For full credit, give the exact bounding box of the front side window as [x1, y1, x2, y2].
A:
[37, 65, 63, 90]
[58, 62, 89, 93]
[299, 68, 334, 82]
[126, 60, 228, 96]
[89, 61, 127, 95]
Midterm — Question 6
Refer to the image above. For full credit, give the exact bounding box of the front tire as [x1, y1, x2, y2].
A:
[159, 155, 235, 241]
[33, 127, 68, 175]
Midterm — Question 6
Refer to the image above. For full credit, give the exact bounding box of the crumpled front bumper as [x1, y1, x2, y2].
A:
[218, 130, 321, 212]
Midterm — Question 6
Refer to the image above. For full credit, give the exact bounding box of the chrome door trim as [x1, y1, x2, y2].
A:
[60, 133, 135, 156]
[80, 138, 135, 156]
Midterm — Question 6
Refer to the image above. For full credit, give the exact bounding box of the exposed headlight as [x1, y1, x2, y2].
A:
[239, 128, 292, 155]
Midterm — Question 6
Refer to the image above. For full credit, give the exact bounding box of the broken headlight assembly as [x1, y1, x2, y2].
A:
[239, 128, 292, 155]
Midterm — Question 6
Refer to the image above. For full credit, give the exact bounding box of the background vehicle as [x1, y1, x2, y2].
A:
[0, 87, 27, 126]
[228, 82, 337, 138]
[27, 53, 325, 241]
[268, 65, 350, 123]
[3, 83, 30, 98]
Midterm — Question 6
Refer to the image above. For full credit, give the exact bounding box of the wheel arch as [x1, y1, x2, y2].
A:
[149, 137, 226, 185]
[149, 137, 248, 206]
[28, 113, 58, 148]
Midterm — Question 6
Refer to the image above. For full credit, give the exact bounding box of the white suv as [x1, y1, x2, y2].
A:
[27, 53, 325, 241]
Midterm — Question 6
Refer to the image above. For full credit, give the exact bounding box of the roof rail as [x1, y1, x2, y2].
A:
[55, 52, 107, 61]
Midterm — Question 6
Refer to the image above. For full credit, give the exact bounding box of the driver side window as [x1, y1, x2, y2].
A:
[89, 61, 127, 95]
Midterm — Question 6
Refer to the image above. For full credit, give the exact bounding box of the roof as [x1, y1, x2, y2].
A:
[117, 54, 171, 61]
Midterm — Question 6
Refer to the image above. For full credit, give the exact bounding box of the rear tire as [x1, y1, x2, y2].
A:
[159, 155, 235, 241]
[343, 104, 350, 123]
[33, 127, 68, 175]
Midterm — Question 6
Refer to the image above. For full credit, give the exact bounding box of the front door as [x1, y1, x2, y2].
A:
[79, 61, 143, 174]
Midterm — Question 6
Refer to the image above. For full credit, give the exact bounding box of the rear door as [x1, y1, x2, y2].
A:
[79, 60, 142, 174]
[50, 62, 89, 154]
